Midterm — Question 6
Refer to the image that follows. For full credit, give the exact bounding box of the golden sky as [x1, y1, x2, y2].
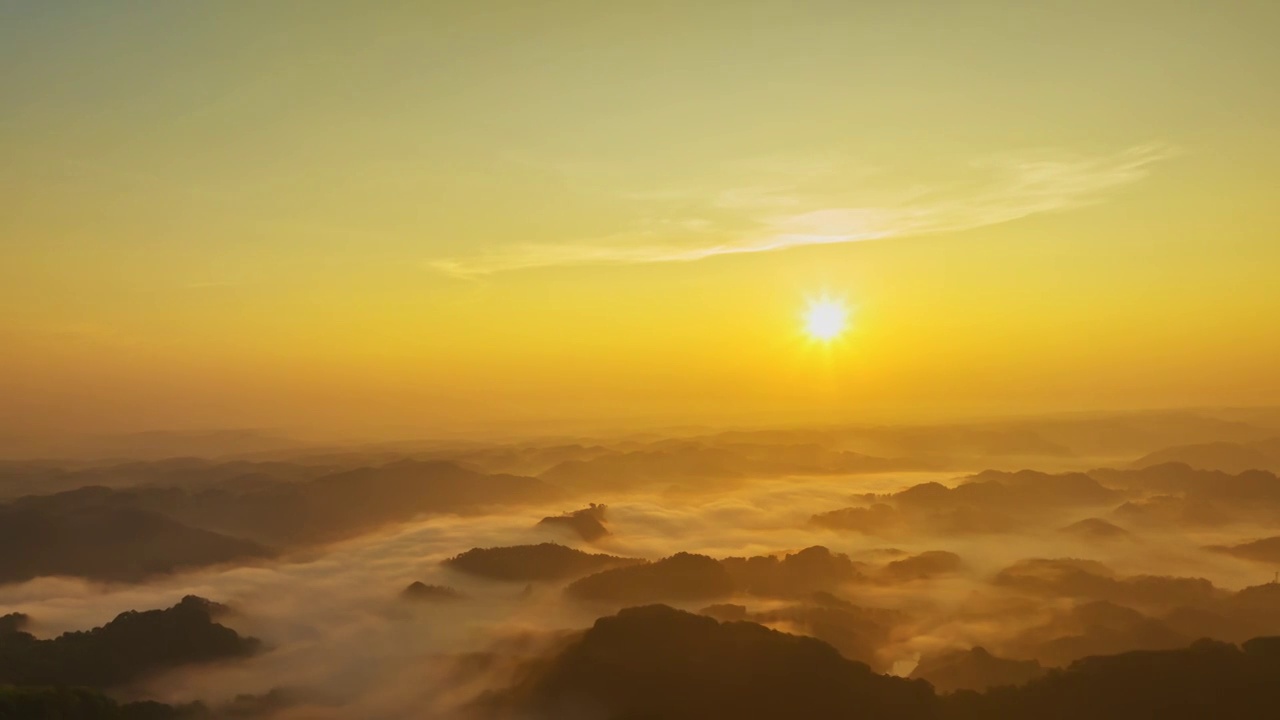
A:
[3, 1, 1278, 440]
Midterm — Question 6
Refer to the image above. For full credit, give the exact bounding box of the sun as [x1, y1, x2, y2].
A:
[803, 297, 850, 341]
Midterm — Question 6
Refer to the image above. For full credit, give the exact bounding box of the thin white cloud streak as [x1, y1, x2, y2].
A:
[426, 144, 1177, 276]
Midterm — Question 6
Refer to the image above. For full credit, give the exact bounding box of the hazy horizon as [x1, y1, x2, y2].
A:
[4, 403, 1280, 461]
[4, 2, 1279, 719]
[4, 1, 1280, 442]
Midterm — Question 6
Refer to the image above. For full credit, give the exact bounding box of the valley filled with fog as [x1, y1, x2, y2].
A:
[5, 408, 1280, 719]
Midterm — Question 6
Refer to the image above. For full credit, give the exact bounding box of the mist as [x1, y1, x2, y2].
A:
[3, 409, 1280, 718]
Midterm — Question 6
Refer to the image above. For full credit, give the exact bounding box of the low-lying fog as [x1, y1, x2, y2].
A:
[4, 409, 1280, 719]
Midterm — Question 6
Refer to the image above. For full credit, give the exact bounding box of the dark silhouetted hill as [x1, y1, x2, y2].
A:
[0, 686, 194, 720]
[818, 470, 1121, 538]
[880, 551, 963, 582]
[537, 503, 609, 541]
[944, 636, 1280, 720]
[224, 460, 563, 545]
[720, 546, 864, 597]
[955, 470, 1119, 507]
[816, 473, 1115, 538]
[810, 503, 903, 534]
[0, 502, 270, 583]
[911, 646, 1044, 693]
[480, 604, 937, 720]
[1209, 535, 1280, 564]
[1132, 439, 1280, 474]
[0, 613, 29, 634]
[0, 684, 295, 719]
[1164, 582, 1280, 642]
[444, 544, 643, 582]
[566, 553, 735, 604]
[993, 558, 1220, 610]
[0, 596, 258, 688]
[39, 462, 560, 549]
[1112, 493, 1232, 526]
[1007, 600, 1190, 666]
[1059, 517, 1132, 540]
[700, 603, 750, 621]
[1095, 464, 1280, 522]
[0, 460, 564, 582]
[746, 595, 906, 672]
[556, 546, 903, 606]
[401, 582, 463, 602]
[483, 604, 1280, 719]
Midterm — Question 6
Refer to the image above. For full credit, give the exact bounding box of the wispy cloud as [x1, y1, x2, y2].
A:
[426, 144, 1177, 276]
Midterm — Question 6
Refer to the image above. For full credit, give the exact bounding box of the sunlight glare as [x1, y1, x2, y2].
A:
[803, 297, 850, 341]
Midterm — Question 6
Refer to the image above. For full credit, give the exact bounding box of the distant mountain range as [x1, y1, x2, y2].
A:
[0, 460, 560, 583]
[479, 603, 1280, 720]
[1133, 438, 1280, 473]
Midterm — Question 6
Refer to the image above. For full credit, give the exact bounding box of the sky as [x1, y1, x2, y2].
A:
[2, 0, 1279, 441]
